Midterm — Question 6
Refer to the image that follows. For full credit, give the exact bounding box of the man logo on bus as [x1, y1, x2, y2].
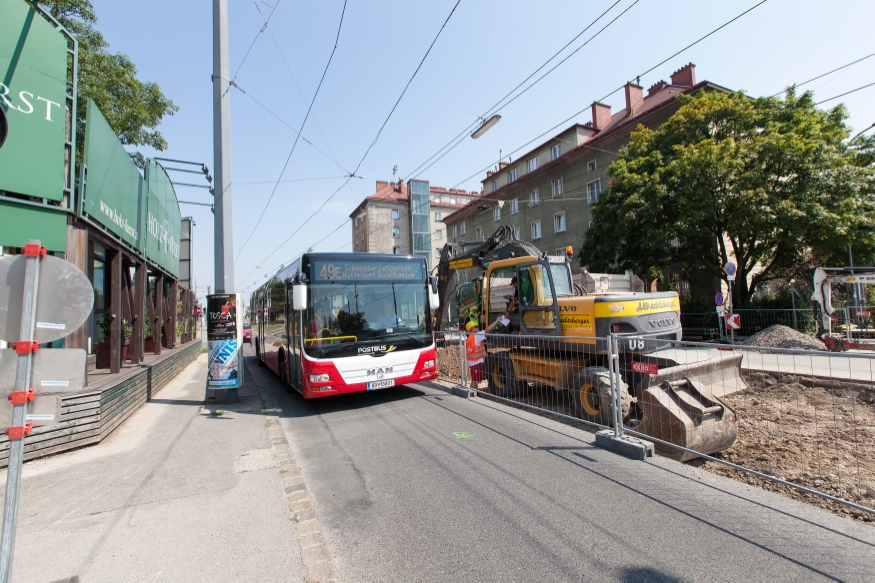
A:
[367, 367, 393, 376]
[358, 344, 396, 355]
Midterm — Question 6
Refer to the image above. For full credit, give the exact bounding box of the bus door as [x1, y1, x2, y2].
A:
[287, 281, 301, 389]
[516, 261, 561, 337]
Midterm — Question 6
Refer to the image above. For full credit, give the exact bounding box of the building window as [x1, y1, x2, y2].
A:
[554, 211, 566, 233]
[556, 248, 564, 256]
[493, 207, 501, 222]
[669, 272, 691, 297]
[529, 189, 539, 206]
[476, 227, 483, 239]
[435, 248, 441, 258]
[510, 198, 518, 215]
[450, 196, 457, 204]
[588, 179, 601, 204]
[531, 220, 541, 240]
[461, 221, 466, 235]
[392, 209, 400, 219]
[392, 228, 400, 238]
[587, 160, 596, 172]
[551, 144, 561, 160]
[452, 225, 458, 238]
[513, 226, 521, 240]
[433, 195, 441, 203]
[394, 246, 401, 254]
[434, 229, 443, 240]
[589, 221, 593, 228]
[527, 157, 539, 173]
[434, 211, 441, 221]
[493, 179, 499, 192]
[552, 177, 563, 197]
[508, 169, 518, 183]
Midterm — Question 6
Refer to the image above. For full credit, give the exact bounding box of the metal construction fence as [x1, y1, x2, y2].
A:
[681, 309, 817, 340]
[434, 331, 875, 519]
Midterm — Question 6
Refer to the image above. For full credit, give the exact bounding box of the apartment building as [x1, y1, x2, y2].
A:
[349, 179, 481, 270]
[443, 64, 729, 281]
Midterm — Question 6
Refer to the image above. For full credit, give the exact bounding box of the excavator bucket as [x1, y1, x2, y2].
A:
[632, 348, 743, 462]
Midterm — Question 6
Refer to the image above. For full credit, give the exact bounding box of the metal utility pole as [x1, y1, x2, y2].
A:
[212, 0, 235, 293]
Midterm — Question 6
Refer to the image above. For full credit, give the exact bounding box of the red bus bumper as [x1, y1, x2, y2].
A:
[302, 347, 437, 399]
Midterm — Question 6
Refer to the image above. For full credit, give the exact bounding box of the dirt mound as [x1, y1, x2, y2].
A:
[699, 371, 875, 523]
[744, 325, 826, 351]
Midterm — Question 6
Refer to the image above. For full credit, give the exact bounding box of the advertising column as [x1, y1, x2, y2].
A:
[206, 293, 244, 401]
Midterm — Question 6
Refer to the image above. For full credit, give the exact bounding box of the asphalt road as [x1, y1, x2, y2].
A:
[255, 351, 875, 583]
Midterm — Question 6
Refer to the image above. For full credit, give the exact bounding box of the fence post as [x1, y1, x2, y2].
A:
[609, 335, 624, 438]
[458, 332, 468, 388]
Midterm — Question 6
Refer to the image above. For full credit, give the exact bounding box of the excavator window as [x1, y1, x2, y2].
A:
[517, 263, 559, 332]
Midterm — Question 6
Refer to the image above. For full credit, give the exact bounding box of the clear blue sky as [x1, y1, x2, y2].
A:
[90, 0, 875, 304]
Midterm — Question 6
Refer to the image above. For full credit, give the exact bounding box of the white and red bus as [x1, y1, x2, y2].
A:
[251, 253, 439, 398]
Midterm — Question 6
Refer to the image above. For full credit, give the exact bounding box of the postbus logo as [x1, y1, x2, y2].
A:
[358, 345, 396, 355]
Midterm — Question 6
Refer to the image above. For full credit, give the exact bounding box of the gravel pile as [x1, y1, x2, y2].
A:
[744, 325, 826, 351]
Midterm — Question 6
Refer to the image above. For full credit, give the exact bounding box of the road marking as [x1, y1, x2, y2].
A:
[453, 432, 474, 438]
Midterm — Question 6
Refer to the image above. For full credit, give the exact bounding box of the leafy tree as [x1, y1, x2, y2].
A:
[37, 0, 178, 158]
[580, 89, 875, 307]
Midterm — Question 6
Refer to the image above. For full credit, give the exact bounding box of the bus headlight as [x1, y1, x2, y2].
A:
[423, 359, 435, 368]
[309, 374, 330, 382]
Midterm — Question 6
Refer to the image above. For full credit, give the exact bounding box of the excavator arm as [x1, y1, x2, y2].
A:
[434, 226, 544, 330]
[812, 267, 875, 334]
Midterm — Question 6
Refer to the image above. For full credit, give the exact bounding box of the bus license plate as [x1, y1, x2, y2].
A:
[367, 379, 395, 390]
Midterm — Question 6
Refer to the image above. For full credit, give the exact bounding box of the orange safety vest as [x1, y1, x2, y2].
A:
[466, 334, 486, 365]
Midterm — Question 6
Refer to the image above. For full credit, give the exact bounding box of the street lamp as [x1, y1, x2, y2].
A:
[471, 115, 501, 139]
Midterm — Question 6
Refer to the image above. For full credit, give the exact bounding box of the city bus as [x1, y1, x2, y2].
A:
[251, 252, 439, 398]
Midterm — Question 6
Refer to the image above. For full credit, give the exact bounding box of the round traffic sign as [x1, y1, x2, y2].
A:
[0, 254, 94, 343]
[724, 262, 736, 276]
[715, 292, 724, 306]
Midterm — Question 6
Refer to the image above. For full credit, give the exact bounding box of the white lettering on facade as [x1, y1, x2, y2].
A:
[0, 83, 60, 121]
[17, 91, 33, 114]
[147, 211, 180, 260]
[98, 200, 138, 241]
[36, 96, 61, 121]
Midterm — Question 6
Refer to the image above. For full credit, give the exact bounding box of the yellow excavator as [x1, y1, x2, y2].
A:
[436, 226, 743, 461]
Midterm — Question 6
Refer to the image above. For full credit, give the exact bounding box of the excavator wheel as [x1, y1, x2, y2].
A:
[572, 366, 630, 427]
[486, 353, 524, 398]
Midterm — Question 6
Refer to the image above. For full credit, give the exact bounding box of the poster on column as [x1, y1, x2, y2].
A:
[206, 293, 244, 388]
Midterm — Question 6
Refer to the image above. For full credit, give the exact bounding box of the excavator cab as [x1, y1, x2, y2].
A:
[516, 261, 561, 336]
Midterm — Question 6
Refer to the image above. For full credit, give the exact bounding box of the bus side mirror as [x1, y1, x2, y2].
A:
[429, 276, 439, 310]
[292, 284, 307, 311]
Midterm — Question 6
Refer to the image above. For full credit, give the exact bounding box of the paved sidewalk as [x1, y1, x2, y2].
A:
[0, 353, 308, 583]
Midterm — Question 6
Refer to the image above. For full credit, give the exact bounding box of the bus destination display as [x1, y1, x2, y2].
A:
[312, 260, 423, 282]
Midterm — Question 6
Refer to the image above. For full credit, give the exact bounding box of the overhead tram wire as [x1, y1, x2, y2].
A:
[262, 0, 772, 269]
[769, 51, 875, 98]
[815, 81, 875, 105]
[231, 84, 351, 175]
[234, 0, 350, 265]
[241, 0, 465, 281]
[232, 0, 283, 83]
[255, 1, 349, 175]
[447, 0, 770, 190]
[258, 0, 483, 121]
[402, 0, 633, 182]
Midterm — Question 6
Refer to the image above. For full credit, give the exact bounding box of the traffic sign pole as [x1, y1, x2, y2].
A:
[0, 241, 42, 583]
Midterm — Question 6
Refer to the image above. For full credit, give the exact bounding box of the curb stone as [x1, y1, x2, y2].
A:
[248, 362, 340, 583]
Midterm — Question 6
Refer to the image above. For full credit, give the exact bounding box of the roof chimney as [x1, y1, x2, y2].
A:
[395, 179, 403, 192]
[647, 80, 667, 96]
[591, 102, 612, 131]
[624, 83, 643, 116]
[670, 63, 696, 87]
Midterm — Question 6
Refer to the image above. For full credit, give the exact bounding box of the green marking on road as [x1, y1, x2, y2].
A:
[453, 432, 474, 439]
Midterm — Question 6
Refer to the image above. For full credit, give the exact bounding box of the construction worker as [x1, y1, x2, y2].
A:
[466, 313, 505, 389]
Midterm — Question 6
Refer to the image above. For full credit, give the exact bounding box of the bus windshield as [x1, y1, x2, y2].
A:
[303, 258, 431, 357]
